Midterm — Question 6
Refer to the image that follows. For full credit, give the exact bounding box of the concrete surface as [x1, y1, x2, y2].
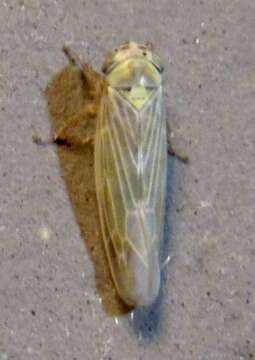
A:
[1, 1, 255, 359]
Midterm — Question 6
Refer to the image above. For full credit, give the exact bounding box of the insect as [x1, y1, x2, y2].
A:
[96, 42, 167, 307]
[34, 42, 187, 307]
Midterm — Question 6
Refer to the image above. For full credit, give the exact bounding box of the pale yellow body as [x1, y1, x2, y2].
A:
[95, 42, 167, 306]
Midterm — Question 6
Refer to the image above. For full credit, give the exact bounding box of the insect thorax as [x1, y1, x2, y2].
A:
[105, 57, 162, 110]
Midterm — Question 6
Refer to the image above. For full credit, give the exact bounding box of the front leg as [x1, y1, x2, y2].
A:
[33, 103, 96, 147]
[53, 103, 97, 145]
[63, 46, 106, 101]
[33, 46, 106, 148]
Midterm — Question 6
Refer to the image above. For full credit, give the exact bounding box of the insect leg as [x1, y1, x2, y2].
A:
[161, 254, 173, 270]
[167, 140, 189, 163]
[33, 47, 106, 148]
[62, 45, 85, 73]
[33, 105, 96, 147]
[63, 46, 106, 101]
[53, 104, 96, 145]
[167, 121, 189, 163]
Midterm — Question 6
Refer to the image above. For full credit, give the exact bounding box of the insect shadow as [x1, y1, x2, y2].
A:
[128, 155, 176, 342]
[44, 63, 180, 326]
[45, 64, 130, 316]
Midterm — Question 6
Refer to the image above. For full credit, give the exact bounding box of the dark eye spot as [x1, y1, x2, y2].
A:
[143, 51, 146, 56]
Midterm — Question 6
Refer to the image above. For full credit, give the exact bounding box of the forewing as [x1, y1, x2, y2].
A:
[141, 87, 167, 250]
[95, 88, 140, 278]
[95, 86, 167, 303]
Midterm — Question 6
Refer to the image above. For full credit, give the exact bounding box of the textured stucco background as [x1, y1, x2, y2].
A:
[1, 1, 255, 359]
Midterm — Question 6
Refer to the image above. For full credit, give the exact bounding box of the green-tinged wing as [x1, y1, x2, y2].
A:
[95, 86, 167, 306]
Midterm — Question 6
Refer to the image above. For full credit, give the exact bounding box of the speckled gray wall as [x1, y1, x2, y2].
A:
[1, 1, 255, 359]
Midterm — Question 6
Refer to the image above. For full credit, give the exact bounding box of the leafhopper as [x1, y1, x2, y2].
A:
[34, 42, 187, 307]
